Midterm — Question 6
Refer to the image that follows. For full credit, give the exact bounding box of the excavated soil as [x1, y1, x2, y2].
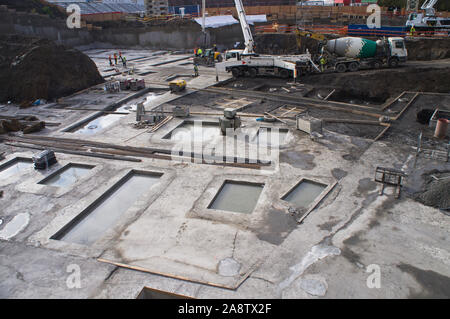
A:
[405, 38, 450, 61]
[300, 66, 450, 101]
[0, 34, 104, 104]
[255, 33, 450, 61]
[0, 0, 66, 19]
[413, 170, 450, 210]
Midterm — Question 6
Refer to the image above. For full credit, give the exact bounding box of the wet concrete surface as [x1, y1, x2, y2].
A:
[56, 173, 161, 246]
[0, 158, 32, 180]
[209, 181, 264, 214]
[255, 209, 298, 245]
[280, 151, 316, 170]
[282, 180, 327, 209]
[397, 263, 450, 298]
[39, 164, 93, 188]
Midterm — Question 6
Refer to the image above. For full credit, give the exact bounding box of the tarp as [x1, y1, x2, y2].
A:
[194, 15, 238, 28]
[194, 14, 267, 28]
[246, 15, 267, 25]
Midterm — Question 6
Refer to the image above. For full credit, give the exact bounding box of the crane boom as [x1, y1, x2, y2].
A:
[421, 0, 438, 16]
[234, 0, 255, 54]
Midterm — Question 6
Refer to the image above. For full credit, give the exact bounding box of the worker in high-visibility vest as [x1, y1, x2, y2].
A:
[319, 56, 327, 72]
[409, 25, 416, 36]
[194, 64, 199, 77]
[198, 48, 203, 57]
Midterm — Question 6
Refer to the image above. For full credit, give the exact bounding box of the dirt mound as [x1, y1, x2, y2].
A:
[255, 33, 298, 55]
[406, 38, 450, 61]
[414, 171, 450, 210]
[0, 34, 104, 104]
[300, 66, 450, 101]
[0, 0, 66, 19]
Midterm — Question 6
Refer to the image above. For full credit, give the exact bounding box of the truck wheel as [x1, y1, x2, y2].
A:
[336, 64, 347, 73]
[389, 58, 399, 68]
[373, 61, 382, 69]
[348, 62, 359, 72]
[280, 69, 289, 79]
[231, 68, 241, 78]
[248, 68, 257, 78]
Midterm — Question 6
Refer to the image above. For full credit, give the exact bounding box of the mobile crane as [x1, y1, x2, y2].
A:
[406, 0, 450, 34]
[216, 0, 320, 80]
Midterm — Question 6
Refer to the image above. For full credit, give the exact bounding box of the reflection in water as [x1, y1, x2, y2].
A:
[0, 159, 32, 180]
[255, 128, 288, 146]
[40, 165, 93, 187]
[57, 173, 161, 246]
[283, 180, 326, 209]
[165, 122, 221, 142]
[209, 181, 264, 214]
[73, 93, 160, 135]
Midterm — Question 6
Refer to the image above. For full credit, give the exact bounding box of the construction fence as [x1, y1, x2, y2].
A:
[255, 24, 450, 38]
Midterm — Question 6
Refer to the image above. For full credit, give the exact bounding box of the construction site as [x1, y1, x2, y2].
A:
[0, 0, 449, 300]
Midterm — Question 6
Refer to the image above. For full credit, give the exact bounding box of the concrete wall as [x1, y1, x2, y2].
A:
[0, 9, 245, 50]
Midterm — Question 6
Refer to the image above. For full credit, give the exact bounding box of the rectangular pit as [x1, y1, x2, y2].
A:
[282, 179, 327, 209]
[65, 93, 162, 135]
[163, 121, 221, 142]
[254, 127, 289, 146]
[38, 163, 94, 188]
[208, 180, 264, 214]
[52, 170, 163, 246]
[0, 157, 32, 179]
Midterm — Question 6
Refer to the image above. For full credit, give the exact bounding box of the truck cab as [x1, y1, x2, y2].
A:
[387, 37, 408, 63]
[225, 49, 244, 61]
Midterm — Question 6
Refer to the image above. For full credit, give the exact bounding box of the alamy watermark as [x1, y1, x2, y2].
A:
[66, 4, 81, 29]
[366, 264, 381, 289]
[66, 264, 81, 289]
[367, 4, 381, 29]
[169, 122, 281, 170]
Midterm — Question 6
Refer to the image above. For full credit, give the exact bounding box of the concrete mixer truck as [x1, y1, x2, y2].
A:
[321, 37, 408, 73]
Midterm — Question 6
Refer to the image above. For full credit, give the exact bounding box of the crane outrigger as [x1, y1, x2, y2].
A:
[406, 0, 450, 34]
[216, 0, 319, 80]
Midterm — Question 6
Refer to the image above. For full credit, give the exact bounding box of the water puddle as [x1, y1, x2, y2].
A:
[0, 213, 30, 240]
[71, 93, 160, 135]
[39, 164, 94, 187]
[255, 127, 289, 146]
[164, 121, 222, 142]
[209, 181, 264, 214]
[0, 158, 32, 180]
[53, 171, 162, 246]
[282, 180, 327, 209]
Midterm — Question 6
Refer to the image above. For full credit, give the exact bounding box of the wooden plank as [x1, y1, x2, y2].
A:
[297, 181, 338, 224]
[264, 112, 289, 125]
[322, 118, 387, 126]
[405, 91, 450, 96]
[324, 89, 336, 101]
[394, 92, 420, 121]
[149, 116, 173, 133]
[5, 136, 267, 170]
[373, 124, 391, 142]
[97, 258, 253, 290]
[51, 108, 131, 115]
[381, 91, 406, 111]
[5, 142, 142, 162]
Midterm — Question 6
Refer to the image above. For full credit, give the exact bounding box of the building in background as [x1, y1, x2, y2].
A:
[145, 0, 169, 16]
